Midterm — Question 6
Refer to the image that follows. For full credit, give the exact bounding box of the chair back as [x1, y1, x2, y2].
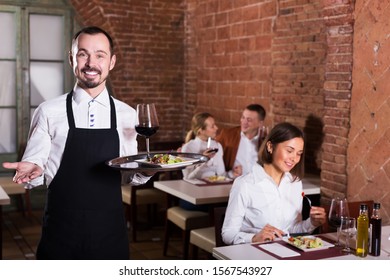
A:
[213, 206, 227, 247]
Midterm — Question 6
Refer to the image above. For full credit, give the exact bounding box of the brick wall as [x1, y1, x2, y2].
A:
[348, 0, 390, 223]
[69, 0, 186, 144]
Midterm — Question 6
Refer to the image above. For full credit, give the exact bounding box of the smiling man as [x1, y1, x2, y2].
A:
[216, 104, 266, 179]
[2, 26, 151, 260]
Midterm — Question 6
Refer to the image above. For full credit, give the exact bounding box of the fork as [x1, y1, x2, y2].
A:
[302, 192, 312, 208]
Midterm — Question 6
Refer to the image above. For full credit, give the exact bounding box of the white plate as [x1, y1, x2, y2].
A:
[135, 156, 199, 168]
[203, 176, 233, 183]
[282, 235, 335, 252]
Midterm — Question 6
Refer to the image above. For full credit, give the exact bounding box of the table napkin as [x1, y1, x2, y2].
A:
[258, 243, 301, 258]
[183, 178, 206, 185]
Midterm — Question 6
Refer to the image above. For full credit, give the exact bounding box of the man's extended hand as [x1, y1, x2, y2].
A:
[2, 161, 43, 184]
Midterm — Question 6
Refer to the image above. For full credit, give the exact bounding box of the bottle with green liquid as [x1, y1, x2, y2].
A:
[356, 204, 369, 257]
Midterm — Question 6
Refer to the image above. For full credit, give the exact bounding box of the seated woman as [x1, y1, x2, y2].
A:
[222, 122, 326, 245]
[180, 112, 226, 211]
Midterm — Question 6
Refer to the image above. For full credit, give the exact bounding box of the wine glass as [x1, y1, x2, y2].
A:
[328, 197, 350, 246]
[260, 125, 269, 141]
[340, 217, 356, 253]
[135, 104, 159, 160]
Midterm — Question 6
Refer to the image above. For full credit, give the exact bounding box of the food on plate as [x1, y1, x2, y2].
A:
[287, 236, 323, 249]
[206, 175, 228, 182]
[149, 154, 184, 165]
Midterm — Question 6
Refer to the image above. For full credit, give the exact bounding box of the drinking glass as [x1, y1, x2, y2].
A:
[340, 217, 356, 253]
[328, 197, 350, 246]
[135, 104, 159, 160]
[260, 125, 269, 141]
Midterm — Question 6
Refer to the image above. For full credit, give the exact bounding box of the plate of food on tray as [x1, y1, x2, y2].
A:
[282, 235, 334, 252]
[106, 152, 208, 171]
[135, 153, 199, 168]
[203, 175, 233, 183]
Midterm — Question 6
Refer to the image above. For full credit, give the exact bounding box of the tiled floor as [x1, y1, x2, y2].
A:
[1, 191, 211, 260]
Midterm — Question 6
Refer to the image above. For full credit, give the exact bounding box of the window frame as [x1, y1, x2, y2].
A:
[0, 1, 75, 173]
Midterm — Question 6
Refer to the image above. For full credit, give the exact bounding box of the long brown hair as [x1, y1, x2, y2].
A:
[258, 122, 305, 181]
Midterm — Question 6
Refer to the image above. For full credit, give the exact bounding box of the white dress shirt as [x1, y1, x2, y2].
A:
[230, 131, 259, 178]
[181, 137, 226, 179]
[222, 163, 316, 245]
[22, 85, 139, 187]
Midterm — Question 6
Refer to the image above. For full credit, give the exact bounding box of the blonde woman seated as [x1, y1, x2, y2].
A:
[222, 122, 326, 244]
[180, 112, 226, 211]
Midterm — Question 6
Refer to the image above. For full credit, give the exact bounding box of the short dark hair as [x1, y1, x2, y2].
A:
[246, 104, 266, 121]
[72, 26, 114, 55]
[259, 122, 305, 180]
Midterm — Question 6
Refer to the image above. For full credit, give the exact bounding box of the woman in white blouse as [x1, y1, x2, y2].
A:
[222, 122, 326, 245]
[180, 112, 226, 211]
[181, 112, 226, 180]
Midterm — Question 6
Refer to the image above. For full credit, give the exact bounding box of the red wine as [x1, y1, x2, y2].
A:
[329, 217, 341, 228]
[207, 148, 219, 154]
[135, 126, 159, 138]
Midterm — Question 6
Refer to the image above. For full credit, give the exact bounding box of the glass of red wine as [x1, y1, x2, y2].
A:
[135, 104, 159, 160]
[328, 197, 350, 246]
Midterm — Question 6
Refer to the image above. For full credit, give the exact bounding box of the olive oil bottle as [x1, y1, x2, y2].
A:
[356, 204, 369, 257]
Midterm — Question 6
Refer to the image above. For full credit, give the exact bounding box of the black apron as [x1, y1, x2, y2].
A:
[36, 91, 128, 260]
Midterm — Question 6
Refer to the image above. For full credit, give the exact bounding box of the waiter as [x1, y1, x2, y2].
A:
[2, 26, 151, 259]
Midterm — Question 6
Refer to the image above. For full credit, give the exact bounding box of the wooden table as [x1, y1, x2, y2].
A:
[213, 225, 390, 260]
[154, 180, 233, 205]
[154, 178, 320, 205]
[0, 185, 11, 260]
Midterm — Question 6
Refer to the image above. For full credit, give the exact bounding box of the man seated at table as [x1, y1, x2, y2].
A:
[222, 122, 326, 245]
[216, 104, 266, 179]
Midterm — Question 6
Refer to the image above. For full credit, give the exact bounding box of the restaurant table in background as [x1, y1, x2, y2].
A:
[154, 179, 232, 205]
[153, 177, 320, 205]
[0, 185, 11, 260]
[213, 225, 390, 260]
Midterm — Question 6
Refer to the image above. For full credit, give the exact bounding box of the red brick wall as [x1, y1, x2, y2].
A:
[348, 0, 390, 223]
[69, 0, 186, 144]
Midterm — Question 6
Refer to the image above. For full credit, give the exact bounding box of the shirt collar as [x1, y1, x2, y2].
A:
[240, 130, 260, 143]
[253, 163, 294, 184]
[72, 84, 110, 108]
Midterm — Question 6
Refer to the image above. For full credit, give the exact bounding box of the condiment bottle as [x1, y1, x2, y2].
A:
[369, 202, 381, 256]
[356, 204, 369, 257]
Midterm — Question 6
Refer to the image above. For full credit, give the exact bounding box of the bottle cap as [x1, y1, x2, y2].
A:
[373, 202, 380, 209]
[360, 204, 368, 210]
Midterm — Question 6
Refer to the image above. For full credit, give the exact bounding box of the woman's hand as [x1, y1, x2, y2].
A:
[309, 206, 326, 227]
[252, 224, 285, 243]
[2, 161, 43, 184]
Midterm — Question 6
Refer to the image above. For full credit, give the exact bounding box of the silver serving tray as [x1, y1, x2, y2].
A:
[106, 152, 209, 172]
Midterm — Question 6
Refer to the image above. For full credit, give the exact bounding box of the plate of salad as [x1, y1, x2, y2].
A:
[282, 235, 334, 252]
[135, 154, 199, 168]
[106, 152, 208, 172]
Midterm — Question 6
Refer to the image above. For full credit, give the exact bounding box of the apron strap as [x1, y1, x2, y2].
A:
[66, 91, 75, 129]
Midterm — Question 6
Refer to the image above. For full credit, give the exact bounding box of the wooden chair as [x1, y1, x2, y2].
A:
[189, 206, 227, 259]
[321, 199, 374, 233]
[121, 175, 165, 242]
[163, 205, 210, 259]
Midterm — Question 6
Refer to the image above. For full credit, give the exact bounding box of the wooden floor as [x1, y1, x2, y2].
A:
[1, 190, 211, 260]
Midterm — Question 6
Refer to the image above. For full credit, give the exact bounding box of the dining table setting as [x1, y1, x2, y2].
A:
[212, 225, 390, 260]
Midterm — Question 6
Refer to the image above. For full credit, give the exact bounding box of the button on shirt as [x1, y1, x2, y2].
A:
[222, 164, 316, 245]
[22, 85, 138, 187]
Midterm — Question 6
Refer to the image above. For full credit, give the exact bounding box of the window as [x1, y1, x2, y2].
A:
[0, 2, 74, 173]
